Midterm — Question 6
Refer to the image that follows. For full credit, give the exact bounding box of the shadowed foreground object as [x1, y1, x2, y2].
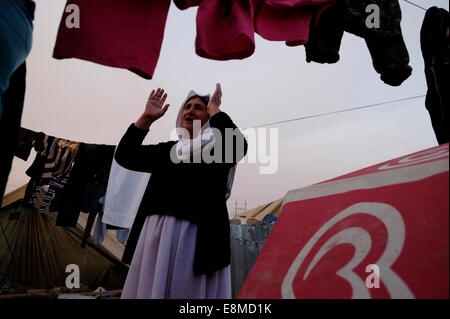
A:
[0, 194, 128, 291]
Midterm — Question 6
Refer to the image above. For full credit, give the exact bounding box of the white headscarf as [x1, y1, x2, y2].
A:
[175, 90, 236, 200]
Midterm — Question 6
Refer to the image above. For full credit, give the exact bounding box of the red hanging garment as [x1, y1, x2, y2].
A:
[195, 0, 255, 60]
[53, 0, 171, 79]
[250, 0, 335, 46]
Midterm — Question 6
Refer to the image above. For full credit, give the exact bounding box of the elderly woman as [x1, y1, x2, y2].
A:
[116, 84, 247, 299]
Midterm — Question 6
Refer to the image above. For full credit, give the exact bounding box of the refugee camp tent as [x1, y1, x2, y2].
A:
[231, 198, 283, 224]
[239, 143, 449, 299]
[0, 185, 128, 292]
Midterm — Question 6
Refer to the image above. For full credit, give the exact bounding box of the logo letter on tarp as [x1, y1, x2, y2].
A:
[281, 202, 414, 299]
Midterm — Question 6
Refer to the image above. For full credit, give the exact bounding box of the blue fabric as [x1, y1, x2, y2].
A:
[0, 0, 34, 119]
[94, 196, 130, 244]
[94, 212, 130, 244]
[116, 228, 129, 244]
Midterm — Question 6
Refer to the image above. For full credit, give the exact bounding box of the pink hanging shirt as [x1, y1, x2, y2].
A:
[251, 0, 336, 46]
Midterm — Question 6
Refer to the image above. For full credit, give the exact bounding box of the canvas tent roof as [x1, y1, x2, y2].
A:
[231, 197, 283, 222]
[0, 185, 128, 291]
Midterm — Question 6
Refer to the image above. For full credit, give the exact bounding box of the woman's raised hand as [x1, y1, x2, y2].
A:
[207, 83, 222, 117]
[135, 88, 170, 130]
[145, 88, 170, 121]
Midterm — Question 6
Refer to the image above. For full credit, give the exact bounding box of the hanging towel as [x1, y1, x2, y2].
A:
[102, 155, 151, 229]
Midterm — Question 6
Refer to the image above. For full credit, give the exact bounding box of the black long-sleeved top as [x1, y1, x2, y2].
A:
[115, 111, 247, 275]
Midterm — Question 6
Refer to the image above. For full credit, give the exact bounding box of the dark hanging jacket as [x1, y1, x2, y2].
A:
[55, 143, 115, 227]
[116, 111, 247, 275]
[420, 6, 449, 145]
[305, 0, 412, 86]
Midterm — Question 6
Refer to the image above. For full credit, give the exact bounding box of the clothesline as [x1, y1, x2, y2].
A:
[401, 0, 427, 11]
[247, 94, 426, 129]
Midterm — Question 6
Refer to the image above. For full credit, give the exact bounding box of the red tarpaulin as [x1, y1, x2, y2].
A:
[239, 144, 449, 299]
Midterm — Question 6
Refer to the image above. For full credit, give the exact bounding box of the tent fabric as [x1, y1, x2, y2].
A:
[3, 184, 127, 263]
[239, 143, 449, 299]
[1, 186, 128, 290]
[231, 197, 283, 222]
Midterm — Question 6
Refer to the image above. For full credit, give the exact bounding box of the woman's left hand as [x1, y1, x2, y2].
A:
[207, 83, 222, 117]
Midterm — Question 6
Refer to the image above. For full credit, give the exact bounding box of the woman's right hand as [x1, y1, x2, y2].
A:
[144, 88, 170, 121]
[135, 88, 170, 129]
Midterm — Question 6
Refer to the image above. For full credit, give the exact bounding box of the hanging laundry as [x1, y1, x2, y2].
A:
[26, 135, 80, 182]
[420, 6, 449, 144]
[24, 135, 54, 205]
[23, 134, 80, 209]
[94, 196, 129, 246]
[176, 0, 255, 60]
[304, 0, 344, 64]
[15, 127, 45, 161]
[56, 143, 115, 227]
[173, 0, 202, 9]
[33, 184, 52, 214]
[80, 183, 107, 248]
[48, 170, 70, 212]
[34, 170, 71, 214]
[94, 212, 130, 245]
[0, 63, 27, 207]
[305, 0, 412, 86]
[251, 0, 335, 46]
[53, 0, 171, 79]
[102, 157, 151, 229]
[41, 138, 80, 180]
[80, 182, 131, 247]
[174, 0, 334, 61]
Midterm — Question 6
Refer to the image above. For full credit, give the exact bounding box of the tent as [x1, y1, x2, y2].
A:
[239, 143, 449, 299]
[231, 198, 283, 224]
[0, 185, 128, 292]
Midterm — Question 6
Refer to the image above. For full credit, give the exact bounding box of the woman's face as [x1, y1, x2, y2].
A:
[181, 97, 210, 137]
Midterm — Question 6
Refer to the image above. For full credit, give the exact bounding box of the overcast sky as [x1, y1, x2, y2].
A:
[6, 0, 449, 217]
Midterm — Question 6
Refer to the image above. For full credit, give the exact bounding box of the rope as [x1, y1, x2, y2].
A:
[401, 0, 427, 11]
[247, 95, 426, 129]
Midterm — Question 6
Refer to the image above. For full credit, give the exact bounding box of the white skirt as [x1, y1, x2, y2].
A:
[121, 214, 231, 299]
